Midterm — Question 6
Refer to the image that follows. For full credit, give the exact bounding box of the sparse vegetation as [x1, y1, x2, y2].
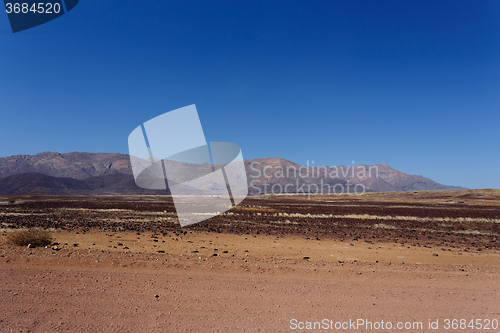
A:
[6, 229, 52, 247]
[9, 199, 15, 203]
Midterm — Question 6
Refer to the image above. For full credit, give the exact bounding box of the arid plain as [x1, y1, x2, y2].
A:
[1, 190, 499, 332]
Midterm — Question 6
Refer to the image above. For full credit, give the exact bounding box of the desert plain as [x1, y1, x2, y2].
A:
[0, 190, 499, 332]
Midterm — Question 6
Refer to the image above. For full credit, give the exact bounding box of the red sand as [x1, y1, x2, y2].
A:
[0, 191, 499, 332]
[0, 230, 498, 332]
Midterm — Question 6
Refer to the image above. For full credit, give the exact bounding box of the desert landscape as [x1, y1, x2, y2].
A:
[3, 0, 498, 331]
[0, 190, 499, 332]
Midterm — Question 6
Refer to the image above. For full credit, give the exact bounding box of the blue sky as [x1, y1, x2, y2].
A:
[1, 1, 499, 189]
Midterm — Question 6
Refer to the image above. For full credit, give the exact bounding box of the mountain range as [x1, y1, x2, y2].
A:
[0, 152, 464, 195]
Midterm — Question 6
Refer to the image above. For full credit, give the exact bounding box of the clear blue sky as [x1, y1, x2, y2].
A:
[1, 1, 499, 189]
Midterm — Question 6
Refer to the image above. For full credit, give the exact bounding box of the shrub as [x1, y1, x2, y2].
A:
[6, 229, 52, 247]
[9, 199, 15, 203]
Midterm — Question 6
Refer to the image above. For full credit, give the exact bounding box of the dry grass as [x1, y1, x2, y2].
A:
[264, 212, 500, 224]
[6, 229, 52, 247]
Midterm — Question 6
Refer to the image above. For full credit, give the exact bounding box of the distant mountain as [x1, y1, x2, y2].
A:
[0, 152, 132, 180]
[0, 172, 167, 195]
[0, 173, 92, 195]
[0, 152, 465, 195]
[244, 158, 465, 195]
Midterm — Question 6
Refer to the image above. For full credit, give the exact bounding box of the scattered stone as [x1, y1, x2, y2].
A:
[303, 257, 310, 260]
[432, 253, 438, 257]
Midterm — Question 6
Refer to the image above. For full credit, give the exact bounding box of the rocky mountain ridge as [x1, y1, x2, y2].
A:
[0, 152, 465, 195]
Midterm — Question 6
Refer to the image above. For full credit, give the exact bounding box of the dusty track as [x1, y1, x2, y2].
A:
[0, 190, 499, 332]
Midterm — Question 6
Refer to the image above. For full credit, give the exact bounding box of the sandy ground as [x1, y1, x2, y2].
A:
[0, 191, 499, 332]
[0, 229, 499, 332]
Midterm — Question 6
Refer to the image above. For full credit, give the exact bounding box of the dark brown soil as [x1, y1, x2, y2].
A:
[2, 190, 499, 251]
[0, 190, 498, 332]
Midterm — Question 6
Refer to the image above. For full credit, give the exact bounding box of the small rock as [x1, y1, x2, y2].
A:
[303, 256, 310, 260]
[432, 253, 438, 257]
